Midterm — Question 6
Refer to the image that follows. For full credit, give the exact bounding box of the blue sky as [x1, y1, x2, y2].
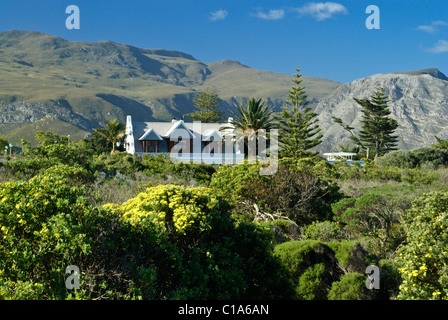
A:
[0, 0, 447, 83]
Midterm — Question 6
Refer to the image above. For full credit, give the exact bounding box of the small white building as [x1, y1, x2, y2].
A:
[323, 152, 357, 161]
[323, 152, 365, 166]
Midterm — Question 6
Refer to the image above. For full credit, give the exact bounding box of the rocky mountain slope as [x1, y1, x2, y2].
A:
[1, 30, 447, 152]
[0, 30, 340, 145]
[314, 68, 448, 152]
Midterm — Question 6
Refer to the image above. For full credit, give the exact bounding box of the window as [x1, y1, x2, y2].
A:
[204, 141, 221, 155]
[169, 139, 190, 154]
[144, 140, 159, 153]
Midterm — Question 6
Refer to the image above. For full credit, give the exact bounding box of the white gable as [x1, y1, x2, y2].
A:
[164, 120, 195, 138]
[138, 128, 164, 141]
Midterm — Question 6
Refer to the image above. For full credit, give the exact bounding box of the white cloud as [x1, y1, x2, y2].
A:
[209, 9, 228, 21]
[251, 9, 285, 21]
[296, 2, 348, 21]
[417, 20, 448, 33]
[427, 40, 448, 53]
[432, 20, 448, 27]
[417, 25, 438, 33]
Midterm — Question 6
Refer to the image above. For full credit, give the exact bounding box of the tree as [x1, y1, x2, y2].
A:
[274, 67, 322, 158]
[83, 130, 124, 155]
[35, 131, 68, 146]
[332, 193, 401, 256]
[333, 85, 399, 159]
[0, 136, 9, 155]
[94, 119, 126, 154]
[432, 135, 448, 151]
[222, 97, 275, 157]
[186, 87, 225, 122]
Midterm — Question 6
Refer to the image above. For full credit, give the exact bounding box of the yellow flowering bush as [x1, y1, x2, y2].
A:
[395, 192, 448, 300]
[0, 174, 92, 299]
[0, 174, 296, 300]
[115, 184, 224, 235]
[104, 184, 295, 299]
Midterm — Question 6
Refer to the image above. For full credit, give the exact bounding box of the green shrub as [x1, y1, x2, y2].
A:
[395, 192, 448, 300]
[326, 240, 377, 272]
[257, 219, 301, 244]
[332, 193, 402, 256]
[210, 163, 342, 225]
[0, 136, 8, 153]
[0, 175, 94, 299]
[327, 273, 366, 300]
[296, 263, 327, 300]
[274, 240, 344, 299]
[91, 152, 144, 177]
[0, 176, 295, 300]
[303, 220, 346, 241]
[109, 184, 295, 299]
[40, 163, 94, 185]
[377, 147, 448, 169]
[259, 165, 342, 225]
[210, 162, 268, 205]
[377, 259, 401, 300]
[336, 162, 438, 185]
[141, 154, 216, 185]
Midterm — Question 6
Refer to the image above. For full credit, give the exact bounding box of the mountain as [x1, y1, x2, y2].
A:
[0, 30, 340, 145]
[314, 68, 448, 153]
[390, 68, 448, 81]
[3, 31, 446, 153]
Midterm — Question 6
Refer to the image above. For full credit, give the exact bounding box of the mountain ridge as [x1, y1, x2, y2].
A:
[389, 68, 448, 81]
[0, 30, 340, 145]
[314, 70, 448, 153]
[1, 30, 447, 153]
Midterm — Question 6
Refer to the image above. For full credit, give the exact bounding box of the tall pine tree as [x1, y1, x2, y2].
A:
[274, 67, 322, 158]
[333, 85, 399, 159]
[186, 87, 225, 122]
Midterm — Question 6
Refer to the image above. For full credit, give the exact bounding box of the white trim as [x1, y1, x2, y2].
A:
[125, 115, 135, 154]
[202, 129, 223, 141]
[138, 128, 164, 141]
[164, 120, 195, 138]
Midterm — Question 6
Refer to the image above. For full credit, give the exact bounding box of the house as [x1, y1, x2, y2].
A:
[124, 115, 245, 164]
[323, 152, 365, 166]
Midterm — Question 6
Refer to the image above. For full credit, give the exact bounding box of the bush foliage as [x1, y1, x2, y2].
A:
[395, 192, 448, 300]
[1, 130, 447, 300]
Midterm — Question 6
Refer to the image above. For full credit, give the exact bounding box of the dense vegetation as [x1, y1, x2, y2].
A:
[1, 129, 448, 300]
[1, 66, 447, 301]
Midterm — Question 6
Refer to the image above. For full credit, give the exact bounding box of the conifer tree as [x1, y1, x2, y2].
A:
[274, 67, 322, 158]
[333, 85, 399, 159]
[432, 136, 448, 151]
[186, 87, 225, 122]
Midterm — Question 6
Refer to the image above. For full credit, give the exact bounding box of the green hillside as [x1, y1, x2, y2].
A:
[0, 30, 340, 145]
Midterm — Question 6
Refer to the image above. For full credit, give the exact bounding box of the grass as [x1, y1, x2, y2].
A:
[336, 167, 448, 202]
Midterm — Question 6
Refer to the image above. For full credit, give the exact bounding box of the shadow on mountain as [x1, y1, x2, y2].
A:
[127, 46, 168, 77]
[96, 94, 156, 122]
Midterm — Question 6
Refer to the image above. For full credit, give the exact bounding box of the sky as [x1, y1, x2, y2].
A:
[0, 0, 447, 83]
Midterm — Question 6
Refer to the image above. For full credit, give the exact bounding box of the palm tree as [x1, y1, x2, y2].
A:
[222, 97, 275, 158]
[94, 119, 126, 154]
[227, 97, 275, 132]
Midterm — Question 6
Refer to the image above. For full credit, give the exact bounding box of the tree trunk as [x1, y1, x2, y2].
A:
[375, 140, 380, 160]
